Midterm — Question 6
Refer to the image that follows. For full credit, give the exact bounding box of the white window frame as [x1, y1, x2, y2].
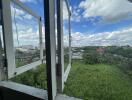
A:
[44, 0, 57, 99]
[57, 0, 71, 93]
[2, 0, 43, 78]
[63, 0, 72, 83]
[0, 25, 3, 80]
[1, 0, 72, 99]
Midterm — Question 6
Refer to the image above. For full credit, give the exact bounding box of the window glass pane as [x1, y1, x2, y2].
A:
[11, 64, 47, 89]
[63, 1, 70, 71]
[9, 1, 47, 90]
[11, 2, 40, 67]
[0, 25, 5, 68]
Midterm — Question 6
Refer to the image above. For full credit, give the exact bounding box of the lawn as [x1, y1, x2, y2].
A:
[64, 60, 132, 100]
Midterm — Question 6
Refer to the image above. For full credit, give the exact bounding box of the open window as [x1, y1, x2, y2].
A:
[2, 0, 43, 79]
[1, 0, 73, 99]
[62, 0, 71, 82]
[0, 13, 5, 80]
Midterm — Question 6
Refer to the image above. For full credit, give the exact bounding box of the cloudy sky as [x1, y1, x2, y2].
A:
[2, 0, 132, 47]
[9, 0, 44, 47]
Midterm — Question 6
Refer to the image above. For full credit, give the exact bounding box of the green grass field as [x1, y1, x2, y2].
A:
[64, 60, 132, 100]
[12, 60, 132, 100]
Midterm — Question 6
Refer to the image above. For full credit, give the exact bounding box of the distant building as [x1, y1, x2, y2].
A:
[96, 47, 105, 55]
[72, 51, 83, 60]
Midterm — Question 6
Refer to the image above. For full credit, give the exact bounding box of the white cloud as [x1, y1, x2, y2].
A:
[11, 5, 24, 20]
[13, 27, 39, 46]
[11, 4, 33, 20]
[63, 4, 81, 22]
[10, 3, 43, 47]
[63, 1, 69, 20]
[19, 0, 37, 4]
[12, 22, 45, 47]
[0, 26, 4, 47]
[79, 0, 132, 23]
[63, 24, 69, 46]
[23, 14, 33, 20]
[71, 6, 81, 22]
[71, 28, 132, 46]
[11, 6, 25, 15]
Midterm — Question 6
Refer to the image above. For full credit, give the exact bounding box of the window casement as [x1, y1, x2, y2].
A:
[56, 0, 71, 93]
[0, 0, 72, 99]
[1, 0, 43, 79]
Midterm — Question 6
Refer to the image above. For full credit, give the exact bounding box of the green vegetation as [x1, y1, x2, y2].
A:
[64, 46, 132, 100]
[106, 46, 132, 58]
[64, 60, 132, 100]
[12, 46, 132, 100]
[16, 59, 26, 67]
[64, 47, 70, 71]
[15, 49, 40, 67]
[11, 64, 47, 89]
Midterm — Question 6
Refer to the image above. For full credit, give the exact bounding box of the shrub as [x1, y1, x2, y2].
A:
[83, 53, 99, 64]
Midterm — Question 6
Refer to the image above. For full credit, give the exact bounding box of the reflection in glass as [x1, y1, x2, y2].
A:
[0, 25, 5, 68]
[11, 64, 47, 89]
[9, 1, 47, 90]
[11, 3, 40, 67]
[63, 1, 70, 71]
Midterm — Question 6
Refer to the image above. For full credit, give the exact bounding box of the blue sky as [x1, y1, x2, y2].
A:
[11, 0, 132, 46]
